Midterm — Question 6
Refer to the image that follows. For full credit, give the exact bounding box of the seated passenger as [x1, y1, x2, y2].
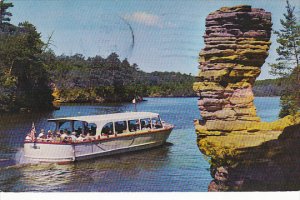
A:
[60, 130, 68, 140]
[76, 134, 85, 142]
[129, 125, 136, 132]
[90, 126, 96, 135]
[70, 132, 77, 142]
[63, 129, 68, 134]
[65, 136, 72, 143]
[86, 133, 95, 140]
[46, 130, 54, 141]
[136, 121, 140, 130]
[51, 131, 59, 141]
[67, 130, 71, 136]
[47, 130, 52, 137]
[76, 128, 82, 137]
[146, 121, 151, 129]
[84, 126, 89, 135]
[155, 121, 162, 128]
[38, 129, 46, 139]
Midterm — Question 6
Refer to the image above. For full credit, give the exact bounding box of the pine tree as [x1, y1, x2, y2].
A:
[0, 0, 13, 27]
[270, 0, 300, 117]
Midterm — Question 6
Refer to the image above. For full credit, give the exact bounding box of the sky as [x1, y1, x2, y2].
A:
[10, 0, 300, 80]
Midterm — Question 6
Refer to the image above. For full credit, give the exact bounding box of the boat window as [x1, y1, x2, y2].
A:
[151, 117, 163, 129]
[58, 121, 72, 133]
[101, 122, 114, 135]
[115, 121, 127, 134]
[128, 119, 140, 132]
[141, 118, 151, 130]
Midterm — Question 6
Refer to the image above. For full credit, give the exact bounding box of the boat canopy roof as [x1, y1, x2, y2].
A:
[47, 112, 160, 124]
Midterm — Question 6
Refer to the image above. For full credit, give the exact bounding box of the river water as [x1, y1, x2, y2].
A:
[0, 97, 280, 192]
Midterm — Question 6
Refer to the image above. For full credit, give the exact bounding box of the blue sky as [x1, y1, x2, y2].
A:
[10, 0, 300, 80]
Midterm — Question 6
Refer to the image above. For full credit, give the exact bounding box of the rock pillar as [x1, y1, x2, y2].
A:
[193, 5, 272, 133]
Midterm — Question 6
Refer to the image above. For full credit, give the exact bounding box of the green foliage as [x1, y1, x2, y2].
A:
[278, 66, 300, 118]
[0, 0, 13, 27]
[272, 0, 300, 68]
[0, 11, 54, 112]
[45, 53, 196, 103]
[269, 0, 300, 117]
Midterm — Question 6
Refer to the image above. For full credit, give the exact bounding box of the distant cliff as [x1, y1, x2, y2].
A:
[253, 78, 284, 96]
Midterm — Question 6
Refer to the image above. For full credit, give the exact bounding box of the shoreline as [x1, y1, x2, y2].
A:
[61, 95, 281, 103]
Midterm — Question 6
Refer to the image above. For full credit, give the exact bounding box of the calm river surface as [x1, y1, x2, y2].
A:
[0, 97, 280, 192]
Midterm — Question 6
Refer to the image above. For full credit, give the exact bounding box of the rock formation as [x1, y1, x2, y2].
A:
[193, 5, 300, 191]
[193, 5, 272, 133]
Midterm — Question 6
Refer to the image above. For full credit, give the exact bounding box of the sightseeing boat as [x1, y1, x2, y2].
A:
[23, 112, 174, 163]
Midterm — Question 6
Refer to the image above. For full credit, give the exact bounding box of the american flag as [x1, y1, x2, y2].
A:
[30, 122, 36, 141]
[132, 98, 136, 104]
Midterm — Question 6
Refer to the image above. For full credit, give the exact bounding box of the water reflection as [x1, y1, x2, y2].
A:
[206, 124, 300, 191]
[1, 144, 171, 192]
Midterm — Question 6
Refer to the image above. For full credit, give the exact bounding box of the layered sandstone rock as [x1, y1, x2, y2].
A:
[193, 5, 300, 191]
[194, 5, 300, 159]
[193, 5, 272, 130]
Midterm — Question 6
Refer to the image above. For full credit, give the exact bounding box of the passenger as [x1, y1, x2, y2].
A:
[86, 133, 95, 141]
[60, 130, 68, 140]
[76, 134, 85, 142]
[38, 129, 46, 139]
[155, 121, 162, 129]
[25, 133, 32, 141]
[67, 130, 71, 136]
[129, 125, 136, 132]
[147, 120, 152, 129]
[76, 127, 82, 137]
[46, 130, 54, 142]
[135, 120, 140, 130]
[151, 121, 155, 129]
[55, 130, 61, 140]
[91, 126, 96, 135]
[141, 121, 146, 129]
[66, 136, 72, 143]
[70, 132, 77, 142]
[84, 125, 89, 135]
[47, 130, 52, 137]
[61, 131, 71, 143]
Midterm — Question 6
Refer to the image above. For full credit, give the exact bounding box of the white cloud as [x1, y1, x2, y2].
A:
[123, 12, 166, 28]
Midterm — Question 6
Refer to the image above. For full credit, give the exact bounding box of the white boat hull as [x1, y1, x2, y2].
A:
[24, 129, 172, 163]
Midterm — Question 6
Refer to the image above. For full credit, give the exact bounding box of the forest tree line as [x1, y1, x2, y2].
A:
[44, 52, 196, 104]
[0, 0, 196, 112]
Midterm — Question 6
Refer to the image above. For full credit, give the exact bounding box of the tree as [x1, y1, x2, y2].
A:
[269, 0, 300, 117]
[0, 0, 13, 29]
[0, 21, 54, 112]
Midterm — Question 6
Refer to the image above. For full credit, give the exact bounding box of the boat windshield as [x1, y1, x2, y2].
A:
[151, 117, 163, 129]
